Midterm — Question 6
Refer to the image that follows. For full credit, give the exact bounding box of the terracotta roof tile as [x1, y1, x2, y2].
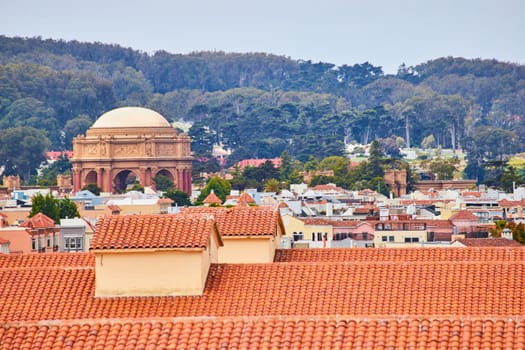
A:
[499, 199, 525, 207]
[0, 238, 9, 244]
[181, 207, 281, 237]
[238, 191, 255, 203]
[0, 248, 524, 323]
[90, 214, 217, 250]
[203, 191, 222, 204]
[450, 210, 479, 221]
[1, 318, 524, 350]
[274, 247, 525, 263]
[311, 184, 344, 192]
[0, 252, 94, 269]
[456, 238, 523, 247]
[19, 213, 56, 228]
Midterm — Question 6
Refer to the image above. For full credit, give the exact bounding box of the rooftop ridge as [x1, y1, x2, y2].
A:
[3, 315, 525, 328]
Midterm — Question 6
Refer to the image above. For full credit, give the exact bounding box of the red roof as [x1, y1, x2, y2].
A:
[235, 158, 281, 170]
[19, 213, 56, 228]
[91, 214, 219, 250]
[182, 207, 282, 237]
[456, 238, 523, 247]
[45, 150, 73, 161]
[499, 199, 525, 207]
[202, 191, 222, 204]
[274, 247, 525, 263]
[0, 238, 9, 245]
[311, 184, 344, 192]
[1, 318, 523, 349]
[449, 210, 479, 221]
[238, 191, 255, 203]
[0, 252, 94, 269]
[0, 249, 524, 323]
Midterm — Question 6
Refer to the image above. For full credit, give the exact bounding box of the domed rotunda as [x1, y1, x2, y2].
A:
[71, 107, 192, 194]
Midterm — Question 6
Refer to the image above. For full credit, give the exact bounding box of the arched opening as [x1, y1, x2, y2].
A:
[154, 169, 175, 191]
[114, 170, 138, 192]
[84, 171, 98, 187]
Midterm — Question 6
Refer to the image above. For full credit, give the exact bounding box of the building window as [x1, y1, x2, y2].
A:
[317, 232, 323, 241]
[31, 238, 37, 251]
[293, 232, 303, 241]
[404, 237, 419, 243]
[47, 236, 51, 248]
[382, 236, 388, 242]
[389, 236, 394, 242]
[65, 237, 83, 252]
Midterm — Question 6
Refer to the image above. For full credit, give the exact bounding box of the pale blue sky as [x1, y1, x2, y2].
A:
[0, 0, 523, 74]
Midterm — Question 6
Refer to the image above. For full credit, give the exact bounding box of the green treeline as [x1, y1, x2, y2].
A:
[1, 35, 525, 182]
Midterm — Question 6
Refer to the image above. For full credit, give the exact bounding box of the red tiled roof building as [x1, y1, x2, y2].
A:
[1, 212, 524, 349]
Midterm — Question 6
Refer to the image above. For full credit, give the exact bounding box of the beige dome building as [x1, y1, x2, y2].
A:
[71, 107, 192, 194]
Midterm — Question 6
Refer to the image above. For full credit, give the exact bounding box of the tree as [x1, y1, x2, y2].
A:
[195, 177, 231, 204]
[58, 197, 80, 219]
[63, 115, 93, 148]
[500, 166, 523, 193]
[30, 193, 79, 223]
[318, 156, 349, 176]
[0, 127, 50, 181]
[29, 193, 60, 223]
[37, 155, 72, 186]
[420, 135, 436, 149]
[154, 174, 174, 191]
[164, 189, 191, 206]
[81, 183, 101, 196]
[263, 178, 281, 193]
[428, 158, 459, 180]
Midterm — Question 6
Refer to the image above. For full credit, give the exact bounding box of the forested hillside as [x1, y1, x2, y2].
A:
[1, 35, 524, 180]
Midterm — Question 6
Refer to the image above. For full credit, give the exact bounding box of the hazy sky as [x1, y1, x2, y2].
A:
[1, 0, 523, 74]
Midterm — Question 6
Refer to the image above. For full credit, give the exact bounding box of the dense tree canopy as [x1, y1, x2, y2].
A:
[1, 36, 525, 186]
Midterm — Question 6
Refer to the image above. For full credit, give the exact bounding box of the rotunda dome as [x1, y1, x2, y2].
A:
[91, 107, 171, 128]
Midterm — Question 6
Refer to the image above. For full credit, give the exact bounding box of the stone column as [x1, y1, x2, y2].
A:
[97, 168, 103, 189]
[73, 168, 82, 193]
[184, 169, 192, 194]
[177, 169, 184, 191]
[104, 168, 112, 193]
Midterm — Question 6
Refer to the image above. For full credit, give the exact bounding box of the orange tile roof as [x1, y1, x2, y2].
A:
[107, 205, 121, 212]
[19, 213, 56, 229]
[456, 238, 523, 247]
[274, 247, 525, 263]
[91, 214, 218, 250]
[499, 199, 525, 207]
[181, 207, 282, 237]
[1, 248, 525, 323]
[450, 210, 479, 221]
[311, 184, 344, 192]
[238, 191, 255, 203]
[202, 191, 222, 204]
[157, 198, 174, 204]
[0, 238, 9, 245]
[0, 252, 94, 269]
[1, 318, 524, 350]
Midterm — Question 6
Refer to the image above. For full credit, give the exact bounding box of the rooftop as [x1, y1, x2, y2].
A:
[0, 247, 524, 324]
[90, 214, 218, 250]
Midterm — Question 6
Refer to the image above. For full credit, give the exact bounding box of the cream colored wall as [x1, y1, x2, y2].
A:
[303, 224, 333, 241]
[281, 215, 305, 238]
[374, 230, 428, 247]
[218, 237, 275, 263]
[115, 204, 161, 215]
[95, 249, 208, 297]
